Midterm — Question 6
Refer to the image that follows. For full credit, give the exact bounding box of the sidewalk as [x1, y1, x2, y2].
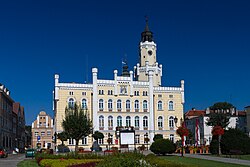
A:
[182, 154, 250, 166]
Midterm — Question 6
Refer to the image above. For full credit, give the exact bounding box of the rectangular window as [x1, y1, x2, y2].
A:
[35, 132, 39, 136]
[82, 92, 86, 96]
[99, 90, 104, 95]
[135, 135, 140, 144]
[158, 94, 162, 98]
[170, 134, 174, 142]
[144, 134, 149, 144]
[69, 138, 74, 145]
[69, 91, 74, 95]
[98, 138, 104, 145]
[47, 131, 51, 136]
[108, 90, 113, 95]
[169, 95, 173, 98]
[41, 131, 45, 136]
[82, 137, 87, 145]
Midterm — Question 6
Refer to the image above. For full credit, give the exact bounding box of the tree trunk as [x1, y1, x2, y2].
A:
[75, 139, 79, 152]
[218, 135, 221, 155]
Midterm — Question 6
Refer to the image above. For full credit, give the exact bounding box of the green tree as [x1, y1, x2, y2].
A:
[150, 139, 175, 155]
[57, 131, 68, 145]
[210, 102, 234, 111]
[153, 134, 163, 141]
[92, 131, 104, 141]
[206, 102, 234, 128]
[62, 104, 93, 152]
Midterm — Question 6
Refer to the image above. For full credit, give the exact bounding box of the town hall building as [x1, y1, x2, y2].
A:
[53, 21, 185, 150]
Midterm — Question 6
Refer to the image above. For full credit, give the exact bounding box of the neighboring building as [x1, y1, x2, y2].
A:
[0, 84, 14, 151]
[31, 111, 54, 149]
[0, 83, 26, 152]
[245, 106, 250, 136]
[13, 102, 26, 152]
[53, 21, 185, 150]
[185, 108, 247, 145]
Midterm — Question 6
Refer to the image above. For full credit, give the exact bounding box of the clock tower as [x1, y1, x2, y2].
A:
[135, 19, 163, 86]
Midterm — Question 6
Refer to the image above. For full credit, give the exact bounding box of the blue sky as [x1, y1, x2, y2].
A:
[0, 0, 249, 125]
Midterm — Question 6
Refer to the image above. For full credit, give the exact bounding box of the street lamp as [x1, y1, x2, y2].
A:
[174, 116, 178, 127]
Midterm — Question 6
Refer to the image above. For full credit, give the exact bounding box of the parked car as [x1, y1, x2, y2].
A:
[57, 145, 70, 153]
[0, 148, 8, 158]
[25, 148, 35, 158]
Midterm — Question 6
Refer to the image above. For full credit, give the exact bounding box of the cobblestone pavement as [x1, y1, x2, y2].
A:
[0, 154, 25, 167]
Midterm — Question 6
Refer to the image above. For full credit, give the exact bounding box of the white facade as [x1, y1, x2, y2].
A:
[53, 22, 185, 149]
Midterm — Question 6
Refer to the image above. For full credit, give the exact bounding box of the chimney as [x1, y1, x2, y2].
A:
[206, 107, 210, 114]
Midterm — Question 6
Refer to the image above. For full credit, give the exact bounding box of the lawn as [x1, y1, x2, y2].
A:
[212, 154, 250, 161]
[161, 156, 248, 167]
[17, 160, 39, 167]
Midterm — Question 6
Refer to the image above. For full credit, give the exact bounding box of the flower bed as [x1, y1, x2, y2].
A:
[39, 159, 102, 167]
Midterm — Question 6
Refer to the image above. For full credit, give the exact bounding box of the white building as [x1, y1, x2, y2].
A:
[185, 108, 246, 145]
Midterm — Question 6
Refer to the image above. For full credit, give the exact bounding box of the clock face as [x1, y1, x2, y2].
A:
[148, 50, 153, 56]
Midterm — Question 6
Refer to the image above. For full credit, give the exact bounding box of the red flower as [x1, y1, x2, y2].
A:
[212, 125, 224, 136]
[176, 126, 189, 137]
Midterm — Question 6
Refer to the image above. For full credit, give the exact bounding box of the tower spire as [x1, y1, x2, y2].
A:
[141, 16, 153, 42]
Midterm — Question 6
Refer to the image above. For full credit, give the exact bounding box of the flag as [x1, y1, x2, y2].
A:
[182, 121, 186, 147]
[195, 118, 200, 146]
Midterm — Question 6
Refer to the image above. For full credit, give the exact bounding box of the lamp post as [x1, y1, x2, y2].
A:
[174, 116, 178, 127]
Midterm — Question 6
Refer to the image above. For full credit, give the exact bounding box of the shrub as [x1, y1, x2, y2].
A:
[96, 152, 149, 167]
[221, 128, 250, 154]
[153, 134, 163, 141]
[150, 139, 175, 155]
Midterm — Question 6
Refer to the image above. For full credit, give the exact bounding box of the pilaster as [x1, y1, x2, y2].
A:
[148, 70, 154, 143]
[92, 68, 98, 131]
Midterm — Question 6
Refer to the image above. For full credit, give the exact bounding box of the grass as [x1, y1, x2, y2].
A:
[160, 156, 249, 167]
[212, 154, 250, 161]
[17, 159, 39, 167]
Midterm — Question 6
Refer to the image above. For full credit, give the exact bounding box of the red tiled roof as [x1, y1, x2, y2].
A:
[185, 110, 205, 117]
[238, 111, 246, 116]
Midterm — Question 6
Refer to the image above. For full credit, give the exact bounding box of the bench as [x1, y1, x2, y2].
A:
[228, 150, 242, 158]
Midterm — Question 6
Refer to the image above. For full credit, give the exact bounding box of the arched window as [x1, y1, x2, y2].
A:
[135, 116, 140, 128]
[99, 115, 104, 127]
[169, 101, 174, 110]
[143, 116, 148, 128]
[82, 99, 87, 109]
[117, 116, 122, 127]
[169, 116, 174, 128]
[143, 100, 148, 110]
[158, 116, 163, 128]
[117, 99, 122, 110]
[126, 100, 130, 111]
[134, 100, 139, 110]
[126, 116, 131, 127]
[68, 98, 75, 108]
[99, 99, 104, 110]
[108, 116, 113, 127]
[108, 99, 113, 110]
[158, 101, 163, 110]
